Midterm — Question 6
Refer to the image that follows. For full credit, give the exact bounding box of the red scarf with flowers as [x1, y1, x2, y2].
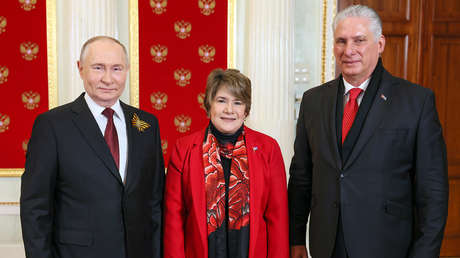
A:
[203, 129, 250, 236]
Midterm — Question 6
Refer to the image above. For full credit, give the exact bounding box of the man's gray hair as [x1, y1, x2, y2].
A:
[333, 5, 382, 41]
[79, 36, 129, 64]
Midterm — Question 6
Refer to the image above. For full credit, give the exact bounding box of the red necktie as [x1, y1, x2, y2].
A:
[342, 88, 362, 144]
[102, 108, 119, 169]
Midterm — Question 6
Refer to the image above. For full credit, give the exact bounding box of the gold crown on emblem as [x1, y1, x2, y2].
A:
[131, 113, 151, 132]
[20, 42, 39, 61]
[150, 44, 168, 63]
[161, 139, 168, 154]
[19, 0, 37, 11]
[150, 92, 168, 110]
[150, 0, 167, 15]
[198, 45, 215, 63]
[198, 0, 216, 16]
[0, 17, 6, 34]
[197, 93, 205, 110]
[0, 66, 9, 84]
[174, 68, 191, 87]
[174, 114, 191, 133]
[174, 20, 192, 39]
[22, 91, 40, 110]
[0, 113, 10, 133]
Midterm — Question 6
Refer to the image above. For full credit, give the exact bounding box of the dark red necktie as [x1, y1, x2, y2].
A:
[102, 108, 119, 169]
[342, 88, 362, 144]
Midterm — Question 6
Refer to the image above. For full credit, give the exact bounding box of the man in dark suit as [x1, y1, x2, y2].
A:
[288, 5, 448, 258]
[20, 36, 164, 258]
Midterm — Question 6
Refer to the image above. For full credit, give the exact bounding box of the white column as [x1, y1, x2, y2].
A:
[236, 0, 295, 170]
[57, 0, 128, 105]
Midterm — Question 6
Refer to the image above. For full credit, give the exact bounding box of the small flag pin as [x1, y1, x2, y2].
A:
[253, 147, 258, 151]
[380, 94, 387, 101]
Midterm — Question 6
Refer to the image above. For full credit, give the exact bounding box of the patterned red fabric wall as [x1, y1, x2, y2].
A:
[139, 0, 228, 164]
[0, 1, 49, 168]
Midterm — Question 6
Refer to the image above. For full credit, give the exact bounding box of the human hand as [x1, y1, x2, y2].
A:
[290, 245, 308, 258]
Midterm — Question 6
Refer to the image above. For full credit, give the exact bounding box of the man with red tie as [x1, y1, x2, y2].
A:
[20, 36, 164, 258]
[289, 5, 448, 258]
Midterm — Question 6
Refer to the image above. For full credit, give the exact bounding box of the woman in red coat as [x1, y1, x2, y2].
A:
[164, 68, 289, 258]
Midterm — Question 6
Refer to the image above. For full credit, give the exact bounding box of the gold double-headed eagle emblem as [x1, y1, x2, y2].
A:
[150, 92, 168, 110]
[174, 115, 191, 133]
[19, 0, 37, 11]
[174, 68, 191, 87]
[131, 113, 151, 133]
[150, 0, 167, 15]
[0, 16, 6, 34]
[20, 42, 39, 61]
[198, 0, 216, 16]
[198, 45, 215, 63]
[0, 114, 10, 133]
[22, 91, 40, 110]
[151, 44, 168, 63]
[161, 139, 168, 154]
[197, 93, 205, 110]
[0, 66, 9, 84]
[174, 20, 192, 39]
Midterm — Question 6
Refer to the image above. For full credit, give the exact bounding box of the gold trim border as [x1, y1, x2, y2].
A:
[321, 0, 328, 84]
[129, 0, 140, 108]
[0, 202, 19, 206]
[1, 0, 57, 177]
[227, 0, 236, 68]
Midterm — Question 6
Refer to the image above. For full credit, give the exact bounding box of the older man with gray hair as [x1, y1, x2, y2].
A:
[288, 5, 448, 258]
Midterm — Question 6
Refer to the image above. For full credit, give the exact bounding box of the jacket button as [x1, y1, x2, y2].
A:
[333, 201, 339, 208]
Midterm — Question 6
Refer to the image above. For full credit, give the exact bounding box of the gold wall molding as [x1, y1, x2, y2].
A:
[227, 0, 236, 68]
[0, 202, 19, 206]
[129, 0, 140, 108]
[0, 169, 23, 177]
[321, 0, 328, 84]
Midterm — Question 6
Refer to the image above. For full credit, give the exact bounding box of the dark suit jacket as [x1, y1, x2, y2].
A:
[164, 126, 289, 258]
[288, 69, 448, 258]
[20, 93, 164, 258]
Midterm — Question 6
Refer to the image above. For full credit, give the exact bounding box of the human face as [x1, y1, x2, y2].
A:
[333, 17, 385, 86]
[209, 87, 247, 135]
[78, 39, 128, 107]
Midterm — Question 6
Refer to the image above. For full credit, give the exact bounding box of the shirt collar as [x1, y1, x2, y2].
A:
[84, 93, 123, 119]
[343, 77, 371, 95]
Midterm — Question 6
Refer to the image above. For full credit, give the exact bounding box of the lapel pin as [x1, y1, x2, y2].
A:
[380, 94, 387, 101]
[253, 146, 258, 151]
[131, 113, 151, 132]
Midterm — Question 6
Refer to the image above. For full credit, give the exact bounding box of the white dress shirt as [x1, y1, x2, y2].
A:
[85, 94, 128, 182]
[343, 77, 371, 107]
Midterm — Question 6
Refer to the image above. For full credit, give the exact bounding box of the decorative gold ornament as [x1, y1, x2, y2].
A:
[20, 42, 39, 61]
[197, 93, 205, 110]
[150, 0, 167, 15]
[0, 114, 10, 133]
[174, 68, 191, 87]
[0, 16, 6, 34]
[150, 92, 168, 110]
[174, 115, 191, 133]
[19, 0, 37, 11]
[0, 66, 9, 84]
[198, 0, 216, 16]
[150, 44, 168, 63]
[22, 91, 40, 110]
[198, 45, 215, 63]
[161, 139, 168, 154]
[174, 20, 192, 39]
[22, 139, 29, 154]
[131, 113, 151, 132]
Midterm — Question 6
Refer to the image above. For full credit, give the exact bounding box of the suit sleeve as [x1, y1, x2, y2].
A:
[20, 114, 58, 258]
[151, 119, 165, 258]
[288, 92, 313, 246]
[163, 141, 186, 258]
[409, 90, 449, 258]
[265, 140, 290, 258]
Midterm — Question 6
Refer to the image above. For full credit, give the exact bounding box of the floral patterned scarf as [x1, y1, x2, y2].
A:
[203, 128, 250, 236]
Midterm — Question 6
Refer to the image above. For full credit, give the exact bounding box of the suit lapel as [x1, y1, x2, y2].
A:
[322, 80, 343, 170]
[343, 71, 395, 170]
[122, 104, 137, 191]
[71, 94, 123, 185]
